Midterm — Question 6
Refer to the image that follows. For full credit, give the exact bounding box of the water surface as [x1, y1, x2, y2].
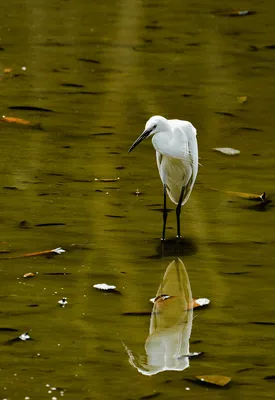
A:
[1, 0, 275, 399]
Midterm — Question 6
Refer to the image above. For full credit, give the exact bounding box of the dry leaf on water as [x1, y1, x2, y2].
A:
[2, 247, 65, 259]
[1, 116, 41, 128]
[196, 375, 231, 387]
[213, 147, 240, 155]
[187, 298, 210, 310]
[210, 188, 267, 202]
[23, 272, 36, 278]
[193, 298, 210, 308]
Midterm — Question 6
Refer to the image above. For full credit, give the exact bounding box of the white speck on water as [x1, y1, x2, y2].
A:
[93, 283, 116, 291]
[48, 390, 52, 394]
[58, 297, 68, 307]
[51, 387, 56, 391]
[185, 387, 190, 390]
[19, 332, 30, 341]
[21, 66, 26, 71]
[46, 384, 50, 387]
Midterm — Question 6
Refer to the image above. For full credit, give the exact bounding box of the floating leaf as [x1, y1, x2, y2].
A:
[193, 298, 210, 308]
[2, 247, 65, 259]
[4, 68, 12, 73]
[213, 147, 240, 155]
[1, 116, 34, 126]
[196, 375, 231, 386]
[210, 188, 267, 202]
[237, 96, 247, 104]
[23, 272, 36, 278]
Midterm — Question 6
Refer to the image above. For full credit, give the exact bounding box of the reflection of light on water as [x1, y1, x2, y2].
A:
[124, 258, 194, 376]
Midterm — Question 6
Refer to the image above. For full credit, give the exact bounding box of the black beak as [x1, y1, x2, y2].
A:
[128, 127, 153, 153]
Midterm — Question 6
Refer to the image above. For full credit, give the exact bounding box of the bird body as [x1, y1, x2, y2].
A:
[128, 115, 198, 240]
[152, 119, 198, 205]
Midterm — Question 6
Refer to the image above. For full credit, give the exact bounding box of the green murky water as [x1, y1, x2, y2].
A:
[1, 0, 275, 398]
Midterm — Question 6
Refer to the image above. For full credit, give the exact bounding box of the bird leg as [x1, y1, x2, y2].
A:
[176, 186, 185, 239]
[162, 184, 168, 240]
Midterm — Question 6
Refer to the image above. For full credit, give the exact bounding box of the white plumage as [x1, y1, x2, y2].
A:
[128, 115, 198, 239]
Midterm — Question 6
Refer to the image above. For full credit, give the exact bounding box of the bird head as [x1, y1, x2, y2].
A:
[128, 116, 168, 153]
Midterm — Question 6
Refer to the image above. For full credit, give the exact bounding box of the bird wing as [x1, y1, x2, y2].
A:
[165, 119, 198, 205]
[169, 119, 198, 179]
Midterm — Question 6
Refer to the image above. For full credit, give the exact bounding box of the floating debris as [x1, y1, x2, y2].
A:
[35, 223, 66, 227]
[19, 332, 31, 341]
[213, 9, 256, 17]
[19, 220, 32, 229]
[23, 272, 36, 278]
[210, 188, 267, 202]
[150, 294, 175, 303]
[213, 147, 240, 155]
[237, 96, 247, 104]
[215, 111, 236, 117]
[94, 177, 120, 182]
[196, 375, 231, 387]
[2, 247, 65, 259]
[1, 115, 40, 127]
[134, 189, 142, 196]
[192, 298, 210, 308]
[58, 297, 68, 307]
[8, 106, 54, 112]
[93, 283, 116, 291]
[78, 58, 101, 64]
[60, 83, 84, 88]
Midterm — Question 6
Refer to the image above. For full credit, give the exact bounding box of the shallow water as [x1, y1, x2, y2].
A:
[1, 0, 275, 399]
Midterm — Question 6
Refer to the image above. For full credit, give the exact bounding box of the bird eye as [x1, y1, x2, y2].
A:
[153, 124, 157, 129]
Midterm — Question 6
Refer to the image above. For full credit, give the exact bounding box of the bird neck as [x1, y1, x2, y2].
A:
[151, 130, 173, 156]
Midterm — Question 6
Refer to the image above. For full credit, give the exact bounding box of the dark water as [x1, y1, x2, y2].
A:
[1, 0, 275, 398]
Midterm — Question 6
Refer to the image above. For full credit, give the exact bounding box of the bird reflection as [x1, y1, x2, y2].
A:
[124, 258, 194, 375]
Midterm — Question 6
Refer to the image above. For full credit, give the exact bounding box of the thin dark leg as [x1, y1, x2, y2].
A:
[176, 186, 185, 239]
[162, 184, 168, 241]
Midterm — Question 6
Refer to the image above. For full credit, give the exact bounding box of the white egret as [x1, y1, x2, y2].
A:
[128, 115, 198, 240]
